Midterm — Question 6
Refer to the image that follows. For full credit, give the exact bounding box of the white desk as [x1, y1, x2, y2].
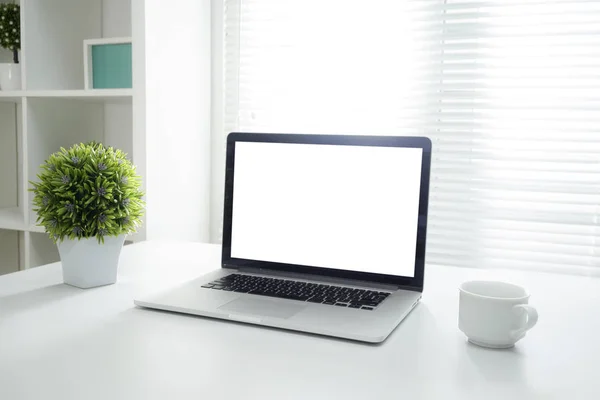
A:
[0, 241, 598, 399]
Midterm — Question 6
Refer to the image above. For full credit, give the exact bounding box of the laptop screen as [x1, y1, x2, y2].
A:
[230, 140, 423, 278]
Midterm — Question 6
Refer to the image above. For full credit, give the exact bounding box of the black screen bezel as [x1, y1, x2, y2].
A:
[221, 132, 431, 291]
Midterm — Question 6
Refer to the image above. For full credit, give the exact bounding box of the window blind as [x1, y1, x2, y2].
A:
[220, 0, 600, 275]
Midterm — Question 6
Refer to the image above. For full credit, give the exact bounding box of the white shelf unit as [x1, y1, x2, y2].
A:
[0, 0, 141, 274]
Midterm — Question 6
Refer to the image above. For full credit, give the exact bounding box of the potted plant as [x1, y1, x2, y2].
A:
[0, 2, 20, 90]
[31, 142, 145, 288]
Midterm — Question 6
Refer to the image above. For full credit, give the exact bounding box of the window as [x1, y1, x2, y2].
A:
[218, 0, 600, 275]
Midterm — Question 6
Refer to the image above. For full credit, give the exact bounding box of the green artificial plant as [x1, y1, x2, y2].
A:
[0, 3, 20, 63]
[31, 142, 145, 243]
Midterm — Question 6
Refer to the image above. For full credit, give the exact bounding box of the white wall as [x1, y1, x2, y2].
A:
[0, 104, 17, 208]
[131, 0, 146, 240]
[23, 0, 102, 90]
[0, 48, 12, 63]
[103, 102, 133, 158]
[28, 232, 59, 268]
[102, 0, 132, 37]
[0, 230, 19, 275]
[210, 0, 225, 243]
[143, 0, 212, 242]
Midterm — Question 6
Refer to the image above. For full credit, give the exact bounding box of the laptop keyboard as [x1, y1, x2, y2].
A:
[202, 273, 391, 310]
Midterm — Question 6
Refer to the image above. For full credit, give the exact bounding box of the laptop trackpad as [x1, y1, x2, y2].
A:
[219, 297, 306, 320]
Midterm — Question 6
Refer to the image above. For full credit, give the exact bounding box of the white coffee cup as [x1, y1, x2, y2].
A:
[459, 281, 538, 349]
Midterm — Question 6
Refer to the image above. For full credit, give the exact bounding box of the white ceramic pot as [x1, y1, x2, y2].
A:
[57, 235, 126, 289]
[0, 63, 21, 91]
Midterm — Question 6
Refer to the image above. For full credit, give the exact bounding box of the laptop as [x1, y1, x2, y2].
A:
[134, 132, 431, 343]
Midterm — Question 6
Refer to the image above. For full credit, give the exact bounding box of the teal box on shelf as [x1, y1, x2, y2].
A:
[84, 38, 132, 89]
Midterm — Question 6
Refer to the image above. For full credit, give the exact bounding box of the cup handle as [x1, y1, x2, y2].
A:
[510, 304, 539, 340]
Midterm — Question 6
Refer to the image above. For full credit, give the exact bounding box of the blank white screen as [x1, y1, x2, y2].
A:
[231, 141, 423, 277]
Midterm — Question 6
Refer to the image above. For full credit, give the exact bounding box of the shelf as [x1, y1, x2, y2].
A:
[28, 224, 45, 234]
[1, 90, 132, 103]
[26, 89, 132, 103]
[0, 207, 26, 231]
[0, 92, 24, 103]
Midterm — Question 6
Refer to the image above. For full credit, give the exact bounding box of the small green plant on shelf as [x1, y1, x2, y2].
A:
[31, 142, 145, 243]
[0, 3, 20, 63]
